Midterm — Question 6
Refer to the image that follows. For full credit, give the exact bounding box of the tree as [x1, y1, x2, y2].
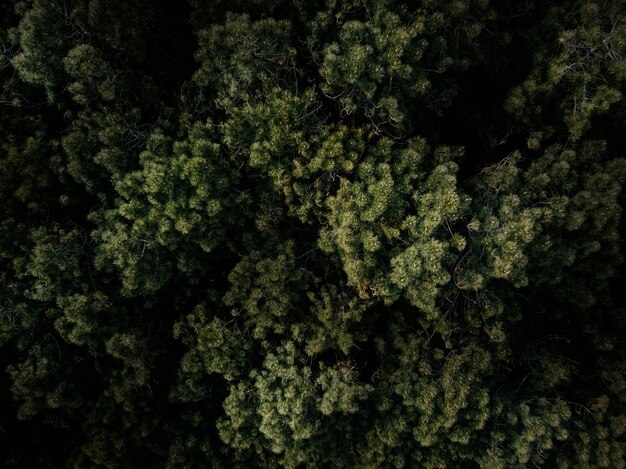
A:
[1, 0, 625, 467]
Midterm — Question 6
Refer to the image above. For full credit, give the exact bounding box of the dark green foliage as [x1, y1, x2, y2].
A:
[1, 0, 626, 467]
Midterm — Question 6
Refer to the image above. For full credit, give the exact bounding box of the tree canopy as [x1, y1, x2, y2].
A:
[1, 0, 626, 467]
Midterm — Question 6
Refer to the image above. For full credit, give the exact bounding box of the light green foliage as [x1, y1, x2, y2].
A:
[460, 142, 626, 307]
[355, 328, 493, 467]
[310, 0, 501, 133]
[222, 88, 366, 223]
[93, 120, 238, 295]
[63, 44, 117, 105]
[320, 7, 421, 125]
[217, 341, 374, 467]
[173, 305, 251, 397]
[300, 284, 370, 355]
[321, 139, 467, 317]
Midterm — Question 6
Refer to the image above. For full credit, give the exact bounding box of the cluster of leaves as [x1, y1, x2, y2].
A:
[1, 0, 626, 467]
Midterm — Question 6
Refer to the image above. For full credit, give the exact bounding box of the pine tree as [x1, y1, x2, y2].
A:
[1, 0, 625, 467]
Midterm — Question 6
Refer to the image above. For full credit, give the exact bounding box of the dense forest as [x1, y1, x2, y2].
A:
[1, 0, 626, 467]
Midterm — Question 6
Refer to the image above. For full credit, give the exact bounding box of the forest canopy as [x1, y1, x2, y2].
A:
[1, 0, 626, 467]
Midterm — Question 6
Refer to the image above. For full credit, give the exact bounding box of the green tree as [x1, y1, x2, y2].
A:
[1, 0, 626, 467]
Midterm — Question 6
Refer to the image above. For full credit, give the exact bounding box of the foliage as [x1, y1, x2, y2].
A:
[1, 0, 626, 467]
